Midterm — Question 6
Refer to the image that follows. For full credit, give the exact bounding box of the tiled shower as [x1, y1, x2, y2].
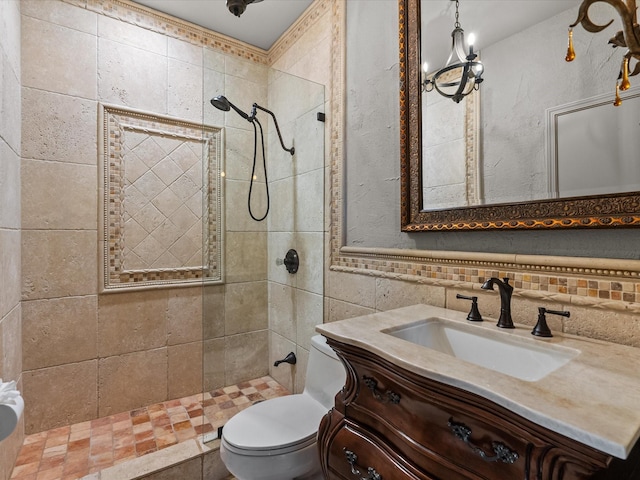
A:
[0, 0, 332, 478]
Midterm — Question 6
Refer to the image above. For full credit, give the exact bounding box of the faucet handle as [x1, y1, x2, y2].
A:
[532, 307, 570, 337]
[456, 294, 483, 322]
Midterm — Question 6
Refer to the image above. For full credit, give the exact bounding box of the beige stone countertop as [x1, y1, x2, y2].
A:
[316, 304, 640, 460]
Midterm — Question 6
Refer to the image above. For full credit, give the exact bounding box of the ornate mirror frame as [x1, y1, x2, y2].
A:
[399, 0, 640, 231]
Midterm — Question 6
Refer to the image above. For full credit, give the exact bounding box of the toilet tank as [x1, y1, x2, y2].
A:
[304, 335, 346, 410]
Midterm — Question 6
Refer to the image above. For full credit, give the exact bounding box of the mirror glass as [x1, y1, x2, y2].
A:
[400, 0, 640, 230]
[421, 0, 640, 209]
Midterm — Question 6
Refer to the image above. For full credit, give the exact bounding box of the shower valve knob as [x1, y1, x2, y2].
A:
[282, 249, 299, 274]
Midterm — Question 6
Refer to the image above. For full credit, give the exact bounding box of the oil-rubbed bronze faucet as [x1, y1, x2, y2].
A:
[481, 277, 514, 328]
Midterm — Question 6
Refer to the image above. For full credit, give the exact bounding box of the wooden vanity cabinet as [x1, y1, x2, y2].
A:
[318, 339, 640, 480]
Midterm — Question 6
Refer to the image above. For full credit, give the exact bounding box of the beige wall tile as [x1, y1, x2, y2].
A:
[269, 332, 299, 392]
[267, 231, 294, 287]
[0, 306, 21, 381]
[327, 298, 375, 323]
[203, 285, 225, 340]
[296, 290, 323, 351]
[97, 14, 166, 55]
[271, 10, 331, 78]
[268, 282, 295, 341]
[224, 179, 267, 232]
[0, 229, 20, 318]
[327, 271, 376, 308]
[21, 230, 97, 300]
[224, 330, 269, 385]
[203, 48, 225, 73]
[0, 142, 20, 229]
[168, 58, 203, 123]
[375, 278, 446, 312]
[202, 68, 225, 127]
[225, 56, 268, 86]
[98, 349, 167, 417]
[267, 177, 294, 232]
[167, 287, 203, 346]
[22, 295, 97, 370]
[22, 159, 97, 229]
[294, 232, 323, 295]
[21, 88, 97, 164]
[1, 46, 21, 153]
[224, 281, 268, 335]
[510, 296, 565, 331]
[220, 128, 258, 182]
[168, 37, 203, 66]
[97, 37, 168, 112]
[168, 342, 203, 400]
[445, 288, 493, 319]
[565, 305, 640, 347]
[268, 331, 296, 393]
[21, 16, 97, 98]
[98, 290, 167, 357]
[22, 360, 98, 433]
[293, 345, 309, 395]
[21, 0, 97, 34]
[0, 0, 21, 75]
[203, 337, 225, 391]
[225, 232, 267, 283]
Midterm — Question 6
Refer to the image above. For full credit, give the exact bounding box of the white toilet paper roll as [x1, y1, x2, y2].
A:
[0, 394, 24, 443]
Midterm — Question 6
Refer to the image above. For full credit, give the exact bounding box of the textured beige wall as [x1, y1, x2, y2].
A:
[19, 0, 272, 434]
[0, 1, 23, 478]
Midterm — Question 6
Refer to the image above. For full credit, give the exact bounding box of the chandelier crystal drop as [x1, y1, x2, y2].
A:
[566, 0, 640, 106]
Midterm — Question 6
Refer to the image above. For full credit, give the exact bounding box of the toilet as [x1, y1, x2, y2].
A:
[220, 335, 345, 480]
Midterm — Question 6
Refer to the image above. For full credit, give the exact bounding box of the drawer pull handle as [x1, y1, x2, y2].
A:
[343, 448, 383, 480]
[362, 376, 401, 405]
[447, 418, 519, 464]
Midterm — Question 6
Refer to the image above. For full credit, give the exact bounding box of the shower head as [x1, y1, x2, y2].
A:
[210, 95, 250, 120]
[226, 0, 263, 17]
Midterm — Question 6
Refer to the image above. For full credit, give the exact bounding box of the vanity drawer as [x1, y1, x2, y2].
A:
[327, 420, 431, 480]
[348, 361, 530, 479]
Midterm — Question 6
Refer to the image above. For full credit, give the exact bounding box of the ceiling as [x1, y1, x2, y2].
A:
[422, 0, 580, 69]
[132, 0, 314, 50]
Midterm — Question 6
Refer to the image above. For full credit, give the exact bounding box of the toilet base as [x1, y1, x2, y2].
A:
[220, 439, 322, 480]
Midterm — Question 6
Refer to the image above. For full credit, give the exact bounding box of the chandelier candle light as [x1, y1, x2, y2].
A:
[565, 0, 640, 106]
[422, 0, 484, 104]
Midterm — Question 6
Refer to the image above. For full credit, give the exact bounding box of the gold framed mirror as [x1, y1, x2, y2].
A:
[399, 0, 640, 231]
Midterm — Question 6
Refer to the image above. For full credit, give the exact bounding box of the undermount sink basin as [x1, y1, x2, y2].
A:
[383, 318, 579, 381]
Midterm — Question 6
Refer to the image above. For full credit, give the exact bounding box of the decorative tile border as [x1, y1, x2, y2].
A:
[63, 0, 269, 64]
[99, 104, 223, 291]
[62, 0, 330, 68]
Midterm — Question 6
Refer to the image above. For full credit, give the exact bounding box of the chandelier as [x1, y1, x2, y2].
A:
[566, 0, 640, 106]
[422, 0, 484, 104]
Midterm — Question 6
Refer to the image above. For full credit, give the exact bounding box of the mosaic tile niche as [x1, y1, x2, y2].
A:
[99, 104, 223, 291]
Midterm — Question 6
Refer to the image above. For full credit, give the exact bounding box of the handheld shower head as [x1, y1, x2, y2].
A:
[210, 95, 250, 120]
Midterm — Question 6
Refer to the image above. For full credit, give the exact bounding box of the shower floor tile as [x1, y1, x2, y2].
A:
[10, 376, 288, 480]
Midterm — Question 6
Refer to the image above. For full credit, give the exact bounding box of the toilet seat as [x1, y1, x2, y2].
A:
[221, 393, 329, 456]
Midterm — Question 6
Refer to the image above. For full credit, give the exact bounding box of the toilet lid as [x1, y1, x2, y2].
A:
[222, 394, 328, 452]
